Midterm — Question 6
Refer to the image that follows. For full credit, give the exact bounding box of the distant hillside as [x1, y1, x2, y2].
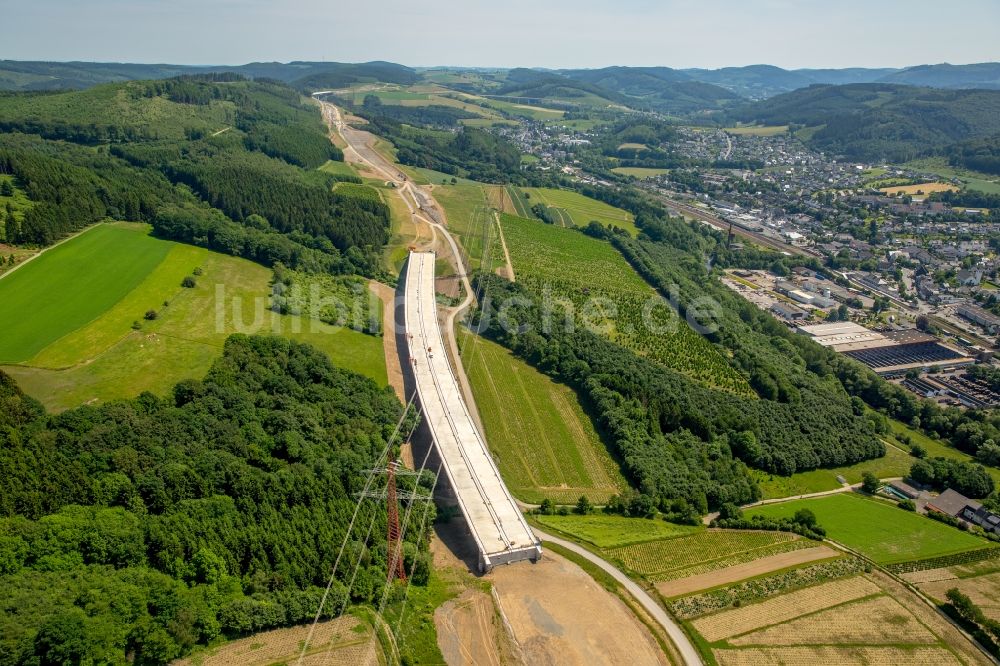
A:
[0, 60, 417, 91]
[681, 65, 897, 98]
[0, 76, 390, 274]
[496, 68, 629, 107]
[681, 63, 1000, 98]
[735, 83, 1000, 161]
[559, 66, 739, 114]
[879, 62, 1000, 90]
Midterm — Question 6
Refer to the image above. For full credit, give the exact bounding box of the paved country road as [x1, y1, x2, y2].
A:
[532, 527, 704, 666]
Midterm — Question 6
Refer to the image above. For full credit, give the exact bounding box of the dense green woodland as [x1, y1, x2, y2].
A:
[0, 77, 389, 276]
[335, 96, 525, 183]
[470, 178, 1000, 514]
[0, 60, 419, 93]
[0, 336, 430, 664]
[733, 83, 1000, 162]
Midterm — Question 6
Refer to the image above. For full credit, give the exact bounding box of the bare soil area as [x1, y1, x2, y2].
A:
[369, 280, 404, 402]
[436, 588, 519, 666]
[172, 616, 379, 666]
[657, 545, 839, 598]
[489, 552, 669, 666]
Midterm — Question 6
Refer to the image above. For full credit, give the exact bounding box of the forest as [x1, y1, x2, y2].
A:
[0, 335, 429, 664]
[0, 77, 390, 276]
[347, 100, 525, 183]
[473, 271, 883, 514]
[946, 134, 1000, 176]
[732, 83, 1000, 161]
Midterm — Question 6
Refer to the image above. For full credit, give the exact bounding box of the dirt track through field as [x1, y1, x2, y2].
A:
[369, 280, 404, 402]
[657, 545, 839, 597]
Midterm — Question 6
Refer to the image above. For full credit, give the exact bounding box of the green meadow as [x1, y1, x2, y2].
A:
[460, 330, 626, 504]
[0, 224, 170, 363]
[1, 223, 386, 411]
[747, 493, 991, 564]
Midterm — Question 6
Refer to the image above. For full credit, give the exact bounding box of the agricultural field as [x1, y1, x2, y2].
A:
[914, 563, 1000, 622]
[1, 223, 386, 411]
[533, 512, 840, 602]
[499, 214, 756, 396]
[522, 187, 638, 235]
[175, 615, 381, 666]
[534, 514, 700, 548]
[611, 167, 671, 179]
[681, 570, 990, 666]
[608, 530, 815, 582]
[503, 185, 536, 219]
[880, 181, 958, 196]
[747, 494, 993, 564]
[431, 182, 504, 272]
[723, 125, 789, 136]
[459, 330, 627, 504]
[0, 224, 171, 362]
[477, 97, 565, 120]
[752, 440, 913, 499]
[544, 117, 606, 131]
[906, 157, 1000, 195]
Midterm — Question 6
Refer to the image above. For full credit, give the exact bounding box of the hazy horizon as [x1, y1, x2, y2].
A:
[4, 0, 998, 71]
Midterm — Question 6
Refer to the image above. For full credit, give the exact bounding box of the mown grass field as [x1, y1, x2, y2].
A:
[534, 512, 822, 589]
[499, 214, 755, 396]
[460, 330, 626, 504]
[318, 159, 359, 179]
[747, 493, 992, 564]
[535, 514, 699, 548]
[503, 185, 535, 219]
[1, 224, 386, 411]
[0, 224, 171, 363]
[522, 187, 638, 235]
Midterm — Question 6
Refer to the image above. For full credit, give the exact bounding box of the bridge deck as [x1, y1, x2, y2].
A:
[403, 252, 540, 572]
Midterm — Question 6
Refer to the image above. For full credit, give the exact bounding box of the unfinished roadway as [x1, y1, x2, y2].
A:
[404, 251, 541, 572]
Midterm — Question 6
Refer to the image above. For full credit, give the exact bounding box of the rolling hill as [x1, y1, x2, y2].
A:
[0, 60, 418, 92]
[559, 66, 740, 114]
[735, 83, 1000, 161]
[681, 62, 1000, 98]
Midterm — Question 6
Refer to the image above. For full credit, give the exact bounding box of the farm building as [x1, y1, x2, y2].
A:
[927, 488, 1000, 534]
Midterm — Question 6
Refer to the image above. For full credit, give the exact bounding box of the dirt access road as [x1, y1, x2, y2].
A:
[319, 100, 480, 419]
[321, 100, 699, 665]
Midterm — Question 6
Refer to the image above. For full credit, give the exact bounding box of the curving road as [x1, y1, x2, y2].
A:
[533, 527, 703, 666]
[320, 98, 700, 664]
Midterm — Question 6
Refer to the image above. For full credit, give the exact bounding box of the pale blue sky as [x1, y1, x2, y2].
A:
[3, 0, 998, 69]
